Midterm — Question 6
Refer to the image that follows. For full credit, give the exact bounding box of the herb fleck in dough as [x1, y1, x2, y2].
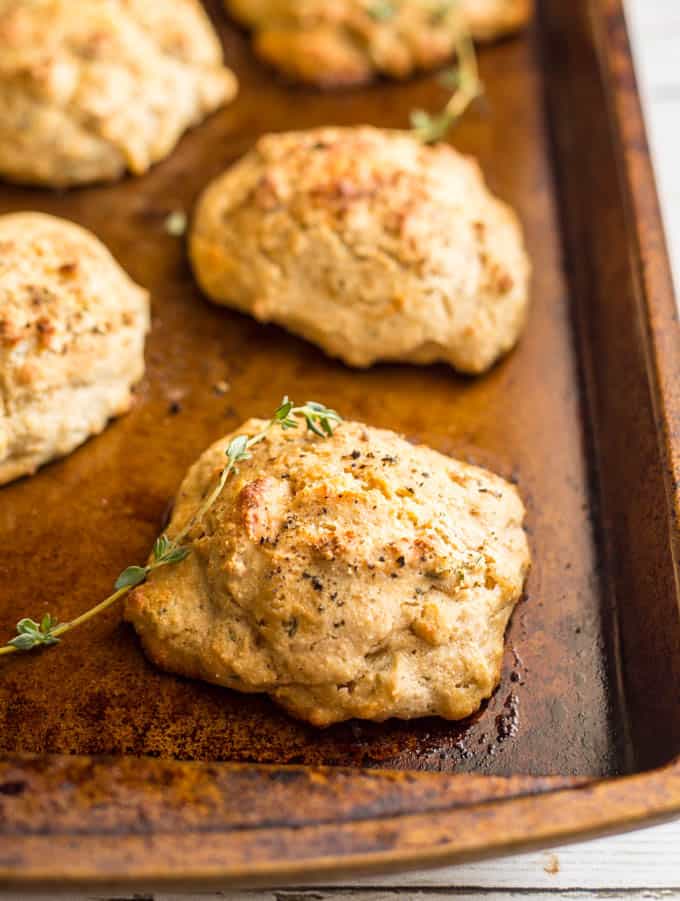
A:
[190, 127, 530, 374]
[0, 212, 149, 485]
[125, 418, 530, 726]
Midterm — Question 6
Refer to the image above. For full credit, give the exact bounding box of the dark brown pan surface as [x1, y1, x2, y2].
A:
[0, 0, 675, 788]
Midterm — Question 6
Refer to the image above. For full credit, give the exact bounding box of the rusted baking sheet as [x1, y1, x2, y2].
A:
[0, 0, 678, 888]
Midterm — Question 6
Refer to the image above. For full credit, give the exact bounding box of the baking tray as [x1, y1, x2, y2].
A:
[0, 0, 679, 890]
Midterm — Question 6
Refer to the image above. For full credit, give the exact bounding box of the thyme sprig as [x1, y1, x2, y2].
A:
[410, 4, 483, 143]
[0, 398, 341, 657]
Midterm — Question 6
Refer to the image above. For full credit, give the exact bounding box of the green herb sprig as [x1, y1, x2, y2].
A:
[410, 6, 483, 143]
[0, 398, 341, 657]
[367, 0, 396, 21]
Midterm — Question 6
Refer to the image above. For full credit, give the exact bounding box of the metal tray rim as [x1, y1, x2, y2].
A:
[1, 0, 679, 887]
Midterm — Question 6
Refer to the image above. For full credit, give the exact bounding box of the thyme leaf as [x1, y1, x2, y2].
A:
[114, 566, 149, 590]
[367, 0, 395, 21]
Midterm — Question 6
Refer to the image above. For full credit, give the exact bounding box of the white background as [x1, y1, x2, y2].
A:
[3, 0, 680, 897]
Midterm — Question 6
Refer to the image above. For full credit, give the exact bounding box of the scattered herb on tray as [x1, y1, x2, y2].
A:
[164, 210, 187, 236]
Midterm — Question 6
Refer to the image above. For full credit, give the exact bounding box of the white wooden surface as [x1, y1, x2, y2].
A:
[4, 824, 680, 900]
[626, 0, 680, 287]
[2, 1, 679, 898]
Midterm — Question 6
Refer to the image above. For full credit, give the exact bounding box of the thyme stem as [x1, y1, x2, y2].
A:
[0, 587, 131, 657]
[442, 27, 481, 122]
[410, 5, 484, 143]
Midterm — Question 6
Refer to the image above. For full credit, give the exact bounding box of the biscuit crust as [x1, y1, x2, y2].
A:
[126, 418, 530, 726]
[226, 0, 531, 86]
[190, 127, 530, 374]
[0, 0, 238, 187]
[0, 212, 149, 484]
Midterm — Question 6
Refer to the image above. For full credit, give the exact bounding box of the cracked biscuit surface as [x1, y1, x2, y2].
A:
[225, 0, 531, 86]
[125, 417, 530, 726]
[0, 212, 149, 485]
[0, 0, 237, 187]
[190, 127, 530, 374]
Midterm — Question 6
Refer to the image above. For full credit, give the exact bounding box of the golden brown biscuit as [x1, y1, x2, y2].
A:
[126, 417, 530, 726]
[0, 212, 149, 484]
[190, 127, 530, 374]
[0, 0, 238, 187]
[226, 0, 531, 86]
